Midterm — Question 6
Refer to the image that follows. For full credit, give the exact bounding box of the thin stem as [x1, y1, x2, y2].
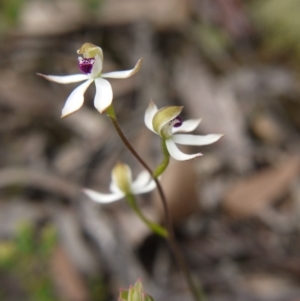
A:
[153, 139, 170, 178]
[107, 106, 204, 301]
[125, 193, 168, 238]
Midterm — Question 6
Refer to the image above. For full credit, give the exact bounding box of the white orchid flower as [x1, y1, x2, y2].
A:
[38, 43, 142, 117]
[144, 101, 223, 161]
[84, 163, 167, 237]
[83, 162, 156, 203]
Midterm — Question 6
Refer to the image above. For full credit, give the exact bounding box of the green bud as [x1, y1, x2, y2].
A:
[118, 280, 154, 301]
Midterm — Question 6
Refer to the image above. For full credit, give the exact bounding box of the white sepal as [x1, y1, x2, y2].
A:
[102, 59, 142, 79]
[83, 189, 124, 203]
[165, 139, 202, 161]
[94, 78, 113, 113]
[37, 73, 89, 84]
[144, 101, 158, 132]
[172, 134, 223, 146]
[61, 79, 94, 118]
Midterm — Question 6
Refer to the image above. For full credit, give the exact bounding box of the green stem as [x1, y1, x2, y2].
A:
[106, 104, 205, 301]
[153, 139, 170, 178]
[105, 104, 117, 119]
[125, 193, 168, 238]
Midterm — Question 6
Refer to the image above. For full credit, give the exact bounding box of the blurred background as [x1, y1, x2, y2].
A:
[1, 0, 300, 300]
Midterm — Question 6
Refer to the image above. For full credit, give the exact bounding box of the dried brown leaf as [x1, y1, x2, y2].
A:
[224, 156, 300, 218]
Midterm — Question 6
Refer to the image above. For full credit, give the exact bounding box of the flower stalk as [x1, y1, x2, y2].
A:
[153, 139, 170, 179]
[125, 193, 168, 238]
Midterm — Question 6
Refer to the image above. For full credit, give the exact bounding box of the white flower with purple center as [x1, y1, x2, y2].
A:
[38, 43, 142, 117]
[83, 162, 156, 203]
[144, 101, 223, 161]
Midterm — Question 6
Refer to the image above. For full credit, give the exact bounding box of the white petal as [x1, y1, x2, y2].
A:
[90, 55, 103, 78]
[131, 171, 152, 191]
[172, 119, 201, 134]
[94, 78, 113, 113]
[102, 58, 142, 79]
[83, 188, 124, 203]
[165, 139, 202, 161]
[172, 134, 223, 146]
[144, 100, 158, 132]
[132, 179, 156, 195]
[37, 73, 89, 84]
[109, 182, 122, 194]
[61, 79, 94, 118]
